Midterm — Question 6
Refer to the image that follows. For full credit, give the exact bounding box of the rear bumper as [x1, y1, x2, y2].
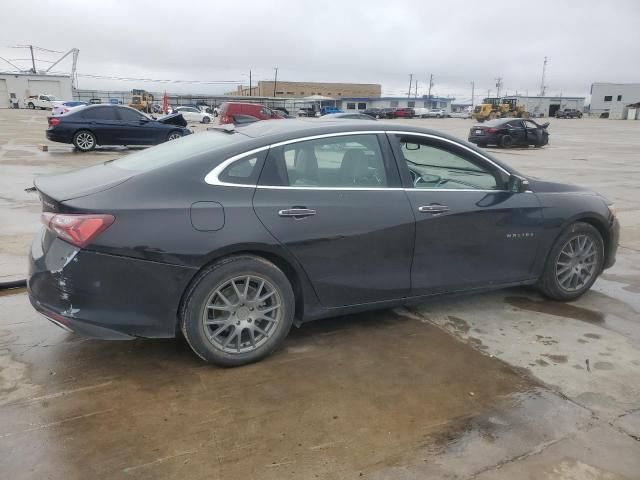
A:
[28, 228, 197, 339]
[46, 129, 72, 143]
[468, 134, 498, 144]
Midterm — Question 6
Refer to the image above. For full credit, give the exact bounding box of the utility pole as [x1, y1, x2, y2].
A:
[249, 69, 252, 97]
[495, 77, 503, 98]
[29, 45, 36, 73]
[407, 74, 413, 99]
[414, 80, 418, 99]
[539, 56, 548, 96]
[273, 67, 278, 97]
[427, 73, 434, 99]
[471, 80, 476, 108]
[487, 89, 491, 98]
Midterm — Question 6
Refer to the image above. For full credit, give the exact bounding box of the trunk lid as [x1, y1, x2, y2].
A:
[34, 163, 135, 205]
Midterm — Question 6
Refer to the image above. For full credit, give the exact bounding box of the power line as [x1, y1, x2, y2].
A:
[75, 73, 242, 85]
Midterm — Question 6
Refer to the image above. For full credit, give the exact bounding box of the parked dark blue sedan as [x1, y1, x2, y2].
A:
[46, 104, 190, 151]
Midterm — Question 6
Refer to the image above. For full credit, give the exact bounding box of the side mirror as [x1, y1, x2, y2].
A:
[508, 174, 530, 193]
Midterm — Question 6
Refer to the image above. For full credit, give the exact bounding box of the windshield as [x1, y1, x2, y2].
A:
[111, 131, 243, 172]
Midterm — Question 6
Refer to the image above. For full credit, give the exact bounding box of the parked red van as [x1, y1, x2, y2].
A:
[218, 103, 285, 124]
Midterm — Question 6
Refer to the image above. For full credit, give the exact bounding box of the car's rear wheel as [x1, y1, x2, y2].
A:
[202, 116, 211, 124]
[73, 130, 96, 152]
[181, 255, 295, 366]
[167, 131, 182, 141]
[500, 135, 514, 148]
[538, 222, 604, 301]
[28, 102, 35, 109]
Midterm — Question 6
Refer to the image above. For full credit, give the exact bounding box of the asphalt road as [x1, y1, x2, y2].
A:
[1, 110, 639, 479]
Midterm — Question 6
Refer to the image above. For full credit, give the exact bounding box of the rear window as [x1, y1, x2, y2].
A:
[111, 131, 242, 172]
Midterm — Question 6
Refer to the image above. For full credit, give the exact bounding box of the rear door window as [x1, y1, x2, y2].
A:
[261, 134, 390, 188]
[82, 107, 118, 120]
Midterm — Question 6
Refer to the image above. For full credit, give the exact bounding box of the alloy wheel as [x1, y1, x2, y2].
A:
[76, 132, 95, 150]
[555, 234, 598, 292]
[202, 275, 282, 354]
[168, 132, 182, 141]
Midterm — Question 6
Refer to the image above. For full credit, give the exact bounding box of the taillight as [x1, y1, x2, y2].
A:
[486, 127, 497, 133]
[41, 213, 115, 248]
[48, 117, 61, 126]
[220, 114, 232, 124]
[63, 108, 69, 113]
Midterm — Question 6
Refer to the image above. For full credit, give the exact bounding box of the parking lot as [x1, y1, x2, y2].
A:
[1, 109, 639, 479]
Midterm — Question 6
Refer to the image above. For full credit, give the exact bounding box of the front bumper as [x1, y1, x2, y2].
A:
[28, 228, 197, 339]
[604, 216, 620, 269]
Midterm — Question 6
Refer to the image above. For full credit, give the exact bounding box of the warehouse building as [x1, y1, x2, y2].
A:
[340, 95, 454, 112]
[0, 72, 73, 108]
[590, 83, 640, 119]
[225, 81, 381, 99]
[502, 95, 585, 118]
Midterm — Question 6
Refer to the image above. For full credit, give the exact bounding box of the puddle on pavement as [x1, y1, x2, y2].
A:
[0, 305, 535, 480]
[505, 296, 605, 323]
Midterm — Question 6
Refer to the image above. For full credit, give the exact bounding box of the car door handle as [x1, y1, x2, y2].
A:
[418, 205, 449, 214]
[278, 208, 316, 218]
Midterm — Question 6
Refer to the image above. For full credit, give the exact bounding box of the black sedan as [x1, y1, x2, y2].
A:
[29, 120, 618, 366]
[468, 118, 550, 148]
[46, 104, 191, 152]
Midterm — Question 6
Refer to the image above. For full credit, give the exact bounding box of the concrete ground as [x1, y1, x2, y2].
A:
[0, 109, 639, 479]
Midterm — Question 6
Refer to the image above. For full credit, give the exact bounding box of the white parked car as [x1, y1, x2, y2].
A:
[412, 107, 430, 118]
[51, 101, 88, 116]
[24, 94, 59, 110]
[425, 108, 450, 118]
[450, 111, 472, 119]
[173, 106, 214, 123]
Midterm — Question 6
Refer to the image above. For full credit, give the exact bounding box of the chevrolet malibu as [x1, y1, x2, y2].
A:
[29, 120, 619, 366]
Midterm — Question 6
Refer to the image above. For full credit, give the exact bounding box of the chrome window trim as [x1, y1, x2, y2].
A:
[204, 130, 513, 189]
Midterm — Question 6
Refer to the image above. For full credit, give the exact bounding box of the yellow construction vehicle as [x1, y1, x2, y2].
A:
[473, 97, 530, 122]
[129, 89, 154, 113]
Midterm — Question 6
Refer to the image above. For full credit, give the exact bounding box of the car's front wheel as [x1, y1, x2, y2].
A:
[28, 102, 35, 109]
[73, 130, 97, 152]
[202, 116, 211, 124]
[538, 222, 604, 301]
[181, 255, 295, 366]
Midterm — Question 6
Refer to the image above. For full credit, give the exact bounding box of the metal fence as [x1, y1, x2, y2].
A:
[73, 89, 321, 114]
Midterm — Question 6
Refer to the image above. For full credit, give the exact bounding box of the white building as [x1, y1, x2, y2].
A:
[590, 83, 640, 119]
[502, 95, 585, 118]
[0, 73, 73, 108]
[340, 96, 454, 112]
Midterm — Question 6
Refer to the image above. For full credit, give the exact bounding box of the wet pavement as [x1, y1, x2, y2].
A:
[1, 109, 639, 478]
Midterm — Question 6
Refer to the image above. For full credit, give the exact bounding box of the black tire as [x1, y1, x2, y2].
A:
[167, 131, 182, 141]
[28, 102, 35, 109]
[202, 116, 211, 124]
[181, 255, 295, 366]
[538, 222, 604, 301]
[500, 135, 514, 148]
[73, 130, 97, 152]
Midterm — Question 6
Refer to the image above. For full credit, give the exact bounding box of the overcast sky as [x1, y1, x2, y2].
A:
[1, 0, 639, 102]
